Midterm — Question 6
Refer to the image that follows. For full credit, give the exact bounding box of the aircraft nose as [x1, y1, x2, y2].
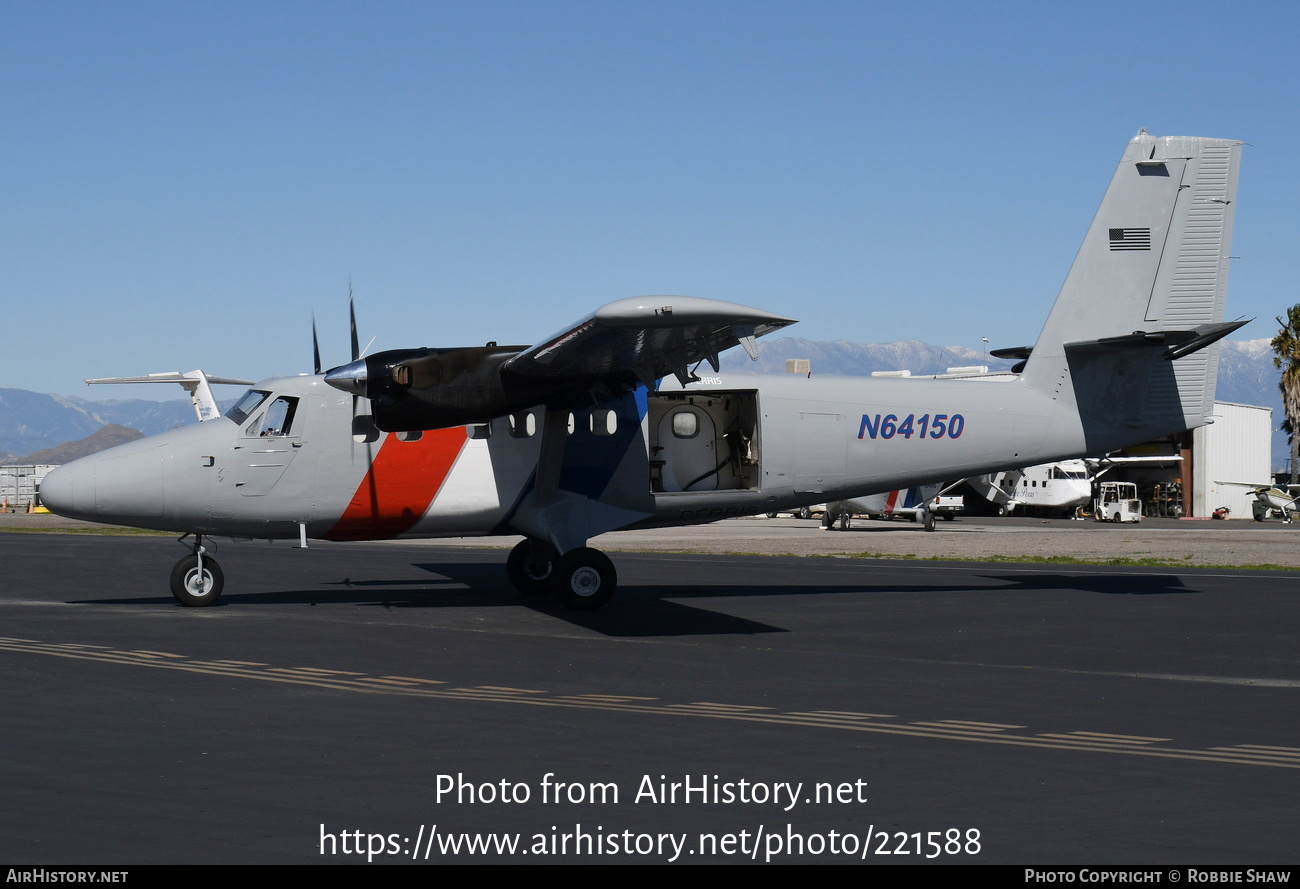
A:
[38, 444, 166, 523]
[38, 460, 91, 519]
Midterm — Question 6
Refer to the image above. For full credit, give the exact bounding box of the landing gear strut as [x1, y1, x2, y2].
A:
[170, 534, 223, 606]
[821, 508, 851, 531]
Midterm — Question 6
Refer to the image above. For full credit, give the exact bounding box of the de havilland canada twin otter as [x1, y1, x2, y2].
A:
[42, 132, 1246, 610]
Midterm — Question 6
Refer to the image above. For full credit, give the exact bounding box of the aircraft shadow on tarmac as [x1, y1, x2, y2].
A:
[71, 557, 1194, 638]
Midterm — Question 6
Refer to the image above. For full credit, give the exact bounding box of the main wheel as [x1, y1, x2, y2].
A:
[506, 539, 552, 594]
[550, 547, 616, 610]
[922, 510, 936, 532]
[170, 554, 224, 607]
[798, 507, 812, 520]
[839, 512, 850, 530]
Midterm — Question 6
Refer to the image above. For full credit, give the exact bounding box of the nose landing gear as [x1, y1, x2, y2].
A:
[170, 534, 224, 606]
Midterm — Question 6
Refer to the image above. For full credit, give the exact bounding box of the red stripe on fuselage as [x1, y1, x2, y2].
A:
[324, 427, 468, 541]
[884, 489, 900, 514]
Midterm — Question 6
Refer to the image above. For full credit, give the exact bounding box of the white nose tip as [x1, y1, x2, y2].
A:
[37, 445, 166, 522]
[37, 462, 81, 517]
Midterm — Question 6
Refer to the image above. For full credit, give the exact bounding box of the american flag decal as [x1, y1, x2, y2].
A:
[1109, 227, 1151, 251]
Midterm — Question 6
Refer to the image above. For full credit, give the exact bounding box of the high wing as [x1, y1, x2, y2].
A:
[504, 296, 795, 386]
[325, 295, 795, 431]
[86, 370, 255, 423]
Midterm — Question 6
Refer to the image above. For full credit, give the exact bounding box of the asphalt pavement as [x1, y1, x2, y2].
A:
[1, 528, 1296, 864]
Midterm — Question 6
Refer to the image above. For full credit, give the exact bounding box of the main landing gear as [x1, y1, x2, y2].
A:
[506, 539, 617, 610]
[170, 534, 224, 607]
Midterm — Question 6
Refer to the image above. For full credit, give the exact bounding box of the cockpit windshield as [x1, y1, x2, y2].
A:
[225, 389, 271, 425]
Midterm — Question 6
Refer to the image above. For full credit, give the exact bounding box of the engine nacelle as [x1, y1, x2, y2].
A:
[324, 346, 589, 431]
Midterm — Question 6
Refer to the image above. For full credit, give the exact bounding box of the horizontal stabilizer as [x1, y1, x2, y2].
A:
[989, 345, 1033, 360]
[1162, 319, 1251, 360]
[1063, 319, 1250, 359]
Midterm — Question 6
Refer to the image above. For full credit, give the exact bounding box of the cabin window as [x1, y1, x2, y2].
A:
[671, 411, 699, 439]
[509, 411, 536, 438]
[590, 408, 617, 436]
[396, 430, 423, 442]
[467, 423, 492, 440]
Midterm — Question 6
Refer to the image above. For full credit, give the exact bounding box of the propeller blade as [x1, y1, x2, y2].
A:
[312, 313, 322, 375]
[349, 288, 360, 363]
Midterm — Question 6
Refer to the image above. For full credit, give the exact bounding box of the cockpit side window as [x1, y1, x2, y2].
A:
[226, 389, 272, 426]
[252, 397, 299, 437]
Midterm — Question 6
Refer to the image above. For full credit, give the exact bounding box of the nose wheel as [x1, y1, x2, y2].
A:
[170, 535, 224, 606]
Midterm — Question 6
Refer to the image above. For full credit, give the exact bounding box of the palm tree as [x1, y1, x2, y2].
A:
[1271, 305, 1300, 480]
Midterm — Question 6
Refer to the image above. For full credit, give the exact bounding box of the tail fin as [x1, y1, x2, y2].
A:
[1023, 131, 1242, 449]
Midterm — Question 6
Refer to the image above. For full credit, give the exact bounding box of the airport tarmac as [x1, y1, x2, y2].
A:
[1, 525, 1297, 864]
[6, 509, 1300, 566]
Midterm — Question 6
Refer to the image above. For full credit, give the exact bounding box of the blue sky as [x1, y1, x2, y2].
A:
[4, 1, 1295, 398]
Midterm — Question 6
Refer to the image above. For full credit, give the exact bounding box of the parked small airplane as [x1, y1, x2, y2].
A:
[821, 483, 961, 530]
[1212, 480, 1299, 523]
[1250, 486, 1299, 522]
[968, 459, 1093, 517]
[41, 131, 1246, 610]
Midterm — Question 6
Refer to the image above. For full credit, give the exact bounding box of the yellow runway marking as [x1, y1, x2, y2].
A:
[471, 686, 546, 694]
[1, 636, 1294, 770]
[1229, 744, 1300, 756]
[378, 676, 445, 685]
[1057, 731, 1170, 743]
[911, 721, 1019, 733]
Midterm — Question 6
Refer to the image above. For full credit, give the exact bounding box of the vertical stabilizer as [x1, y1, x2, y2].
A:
[1023, 132, 1241, 447]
